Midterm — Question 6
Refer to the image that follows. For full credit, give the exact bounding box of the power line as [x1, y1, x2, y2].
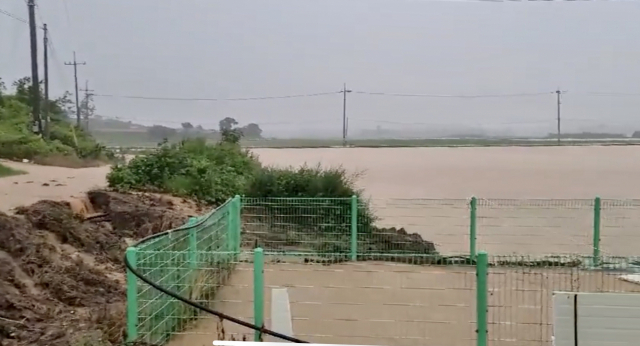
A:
[46, 31, 71, 87]
[0, 8, 27, 24]
[92, 91, 342, 101]
[90, 88, 640, 103]
[352, 90, 555, 98]
[34, 2, 45, 28]
[61, 0, 72, 27]
[580, 91, 640, 97]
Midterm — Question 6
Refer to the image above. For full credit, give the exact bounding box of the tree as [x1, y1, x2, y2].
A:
[632, 131, 640, 138]
[240, 123, 263, 139]
[221, 128, 242, 144]
[219, 117, 238, 132]
[0, 77, 5, 106]
[79, 93, 96, 127]
[147, 125, 177, 141]
[12, 77, 33, 106]
[53, 91, 76, 120]
[181, 122, 194, 130]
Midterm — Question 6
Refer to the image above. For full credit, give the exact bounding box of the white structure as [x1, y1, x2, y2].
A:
[553, 292, 640, 346]
[214, 342, 379, 346]
[270, 288, 294, 340]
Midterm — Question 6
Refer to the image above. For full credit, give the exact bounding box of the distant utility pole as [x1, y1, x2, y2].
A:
[79, 80, 94, 131]
[342, 83, 352, 147]
[43, 23, 50, 139]
[65, 52, 86, 128]
[27, 0, 42, 134]
[556, 89, 562, 144]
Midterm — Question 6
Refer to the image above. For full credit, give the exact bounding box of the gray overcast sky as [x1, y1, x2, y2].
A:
[2, 0, 640, 137]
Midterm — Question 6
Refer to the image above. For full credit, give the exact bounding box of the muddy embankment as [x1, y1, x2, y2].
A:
[0, 191, 201, 346]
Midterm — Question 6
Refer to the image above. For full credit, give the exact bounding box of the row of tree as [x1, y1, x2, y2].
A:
[147, 117, 263, 141]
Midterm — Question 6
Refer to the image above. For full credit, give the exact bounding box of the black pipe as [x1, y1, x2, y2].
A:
[124, 224, 308, 343]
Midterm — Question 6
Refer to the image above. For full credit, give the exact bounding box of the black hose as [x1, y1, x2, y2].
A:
[124, 225, 309, 343]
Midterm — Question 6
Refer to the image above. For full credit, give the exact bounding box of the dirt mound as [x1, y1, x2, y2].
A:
[243, 215, 438, 262]
[364, 226, 437, 253]
[0, 190, 191, 346]
[88, 190, 189, 239]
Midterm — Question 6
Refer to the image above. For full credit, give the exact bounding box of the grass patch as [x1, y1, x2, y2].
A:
[0, 163, 26, 177]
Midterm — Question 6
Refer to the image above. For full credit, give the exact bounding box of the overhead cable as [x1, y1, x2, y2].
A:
[352, 90, 555, 98]
[0, 8, 28, 24]
[92, 91, 342, 101]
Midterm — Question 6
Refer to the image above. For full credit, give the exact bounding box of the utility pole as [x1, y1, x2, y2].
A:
[556, 89, 562, 144]
[79, 80, 94, 131]
[43, 23, 50, 138]
[342, 83, 352, 147]
[65, 52, 86, 128]
[27, 0, 42, 134]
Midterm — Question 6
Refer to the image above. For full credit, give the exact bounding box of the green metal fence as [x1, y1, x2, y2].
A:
[126, 196, 241, 344]
[484, 253, 640, 346]
[125, 196, 640, 346]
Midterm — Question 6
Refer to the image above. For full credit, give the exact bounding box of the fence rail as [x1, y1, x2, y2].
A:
[242, 196, 640, 260]
[125, 196, 640, 346]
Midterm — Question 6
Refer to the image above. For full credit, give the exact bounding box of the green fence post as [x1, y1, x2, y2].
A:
[470, 196, 477, 260]
[253, 247, 265, 341]
[476, 251, 488, 346]
[593, 196, 601, 267]
[350, 195, 358, 261]
[188, 217, 198, 269]
[226, 198, 238, 261]
[126, 247, 138, 342]
[235, 195, 242, 255]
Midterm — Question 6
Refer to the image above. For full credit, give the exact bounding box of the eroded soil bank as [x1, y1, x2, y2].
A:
[0, 190, 201, 346]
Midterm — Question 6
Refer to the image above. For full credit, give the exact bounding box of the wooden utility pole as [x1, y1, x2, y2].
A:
[43, 23, 50, 138]
[65, 52, 86, 128]
[342, 83, 352, 147]
[27, 0, 42, 134]
[79, 80, 94, 131]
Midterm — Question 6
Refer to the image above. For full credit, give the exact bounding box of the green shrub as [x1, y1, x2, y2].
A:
[107, 137, 379, 241]
[244, 164, 376, 234]
[246, 164, 361, 198]
[108, 138, 260, 204]
[108, 138, 372, 208]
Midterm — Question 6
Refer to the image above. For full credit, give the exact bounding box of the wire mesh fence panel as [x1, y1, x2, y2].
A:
[241, 197, 352, 255]
[476, 199, 594, 256]
[486, 255, 640, 346]
[261, 255, 477, 346]
[164, 259, 256, 345]
[364, 199, 470, 255]
[133, 199, 243, 344]
[600, 199, 640, 257]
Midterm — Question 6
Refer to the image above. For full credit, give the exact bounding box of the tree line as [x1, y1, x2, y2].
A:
[146, 117, 263, 141]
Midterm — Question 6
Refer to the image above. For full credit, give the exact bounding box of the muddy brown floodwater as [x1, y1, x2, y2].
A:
[2, 146, 640, 346]
[0, 160, 111, 213]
